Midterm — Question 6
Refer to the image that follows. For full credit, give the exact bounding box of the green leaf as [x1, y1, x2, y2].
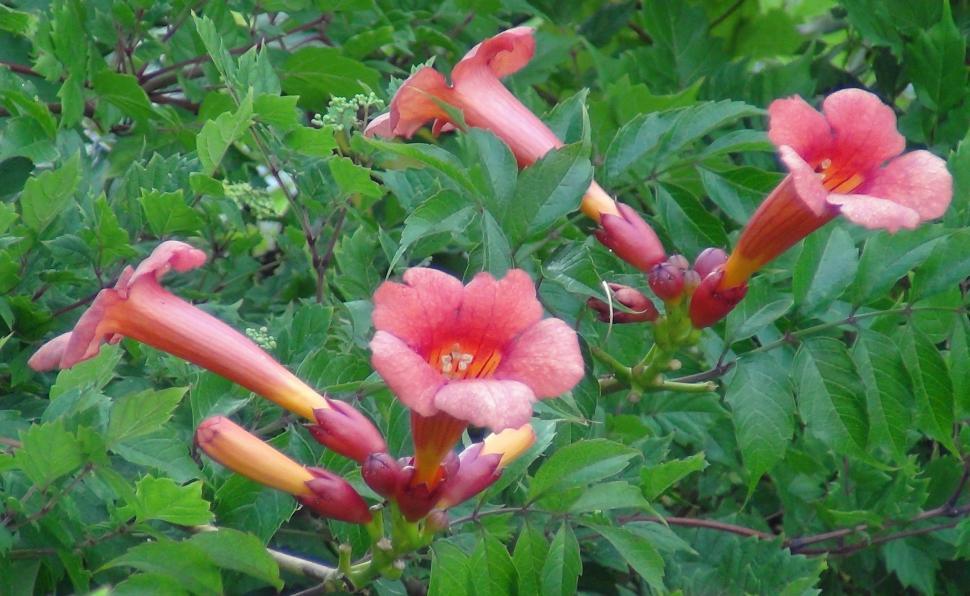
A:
[19, 153, 81, 234]
[107, 387, 187, 446]
[568, 480, 651, 513]
[882, 538, 939, 595]
[540, 523, 581, 596]
[429, 541, 471, 596]
[197, 92, 254, 176]
[585, 524, 665, 593]
[388, 190, 475, 271]
[0, 4, 36, 36]
[281, 47, 380, 108]
[92, 71, 156, 127]
[140, 189, 204, 236]
[365, 137, 475, 193]
[949, 320, 970, 417]
[792, 226, 858, 314]
[132, 477, 213, 526]
[285, 126, 337, 157]
[903, 3, 967, 111]
[192, 15, 237, 85]
[113, 433, 201, 483]
[848, 227, 943, 305]
[478, 211, 512, 277]
[911, 229, 970, 300]
[252, 95, 299, 131]
[512, 523, 548, 595]
[655, 183, 728, 259]
[725, 279, 793, 342]
[101, 540, 223, 595]
[15, 421, 83, 487]
[467, 533, 516, 596]
[189, 529, 283, 590]
[113, 573, 190, 596]
[529, 439, 639, 500]
[851, 331, 914, 461]
[641, 452, 707, 500]
[896, 325, 957, 452]
[330, 156, 382, 198]
[793, 337, 869, 455]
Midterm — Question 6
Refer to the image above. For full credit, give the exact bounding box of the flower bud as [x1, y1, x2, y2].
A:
[362, 452, 405, 498]
[395, 464, 445, 521]
[667, 254, 690, 271]
[309, 399, 387, 463]
[302, 467, 373, 524]
[595, 203, 666, 272]
[693, 248, 729, 279]
[688, 269, 748, 328]
[683, 270, 702, 294]
[437, 443, 502, 509]
[425, 509, 450, 533]
[481, 424, 536, 467]
[648, 262, 685, 301]
[587, 283, 658, 323]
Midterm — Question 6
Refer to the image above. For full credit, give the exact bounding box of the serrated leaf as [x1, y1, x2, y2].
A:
[911, 229, 970, 300]
[896, 325, 956, 452]
[950, 320, 970, 417]
[281, 47, 380, 108]
[540, 523, 581, 596]
[848, 227, 943, 305]
[851, 331, 913, 461]
[107, 387, 187, 446]
[133, 477, 213, 526]
[641, 452, 707, 500]
[726, 279, 793, 342]
[102, 540, 222, 595]
[656, 183, 728, 258]
[197, 92, 253, 176]
[792, 226, 858, 314]
[19, 153, 81, 234]
[92, 71, 156, 127]
[189, 529, 283, 590]
[903, 3, 967, 111]
[512, 523, 547, 595]
[467, 533, 516, 596]
[365, 137, 475, 193]
[529, 439, 639, 500]
[429, 541, 470, 596]
[568, 480, 651, 513]
[253, 95, 299, 131]
[586, 524, 665, 592]
[388, 190, 475, 271]
[793, 338, 869, 455]
[15, 421, 83, 487]
[140, 189, 204, 236]
[0, 4, 36, 36]
[285, 126, 337, 157]
[330, 157, 381, 198]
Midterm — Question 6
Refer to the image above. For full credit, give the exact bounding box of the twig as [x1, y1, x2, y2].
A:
[709, 0, 745, 30]
[0, 61, 42, 77]
[192, 525, 341, 582]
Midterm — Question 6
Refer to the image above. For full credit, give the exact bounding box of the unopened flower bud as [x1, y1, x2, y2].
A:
[362, 452, 404, 498]
[688, 269, 748, 328]
[395, 464, 446, 521]
[693, 248, 729, 279]
[587, 283, 658, 323]
[648, 262, 686, 301]
[425, 509, 450, 533]
[595, 203, 666, 272]
[683, 270, 702, 294]
[481, 424, 536, 467]
[437, 443, 502, 509]
[302, 467, 373, 524]
[667, 254, 690, 271]
[309, 399, 387, 463]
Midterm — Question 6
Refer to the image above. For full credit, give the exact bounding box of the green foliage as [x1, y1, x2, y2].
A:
[0, 0, 968, 594]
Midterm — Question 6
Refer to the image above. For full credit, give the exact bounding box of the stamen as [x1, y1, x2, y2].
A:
[456, 353, 473, 372]
[440, 354, 453, 374]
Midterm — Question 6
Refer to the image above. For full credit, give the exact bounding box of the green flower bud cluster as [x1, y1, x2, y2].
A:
[312, 93, 386, 132]
[224, 182, 277, 220]
[245, 326, 277, 351]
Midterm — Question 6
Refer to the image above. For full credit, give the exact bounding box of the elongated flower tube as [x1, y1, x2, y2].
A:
[195, 417, 372, 523]
[370, 268, 583, 488]
[29, 241, 328, 420]
[309, 399, 387, 463]
[364, 27, 619, 222]
[719, 88, 952, 290]
[437, 424, 536, 509]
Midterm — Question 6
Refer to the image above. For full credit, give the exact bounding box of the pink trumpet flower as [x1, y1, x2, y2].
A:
[29, 241, 328, 421]
[437, 423, 536, 509]
[195, 417, 371, 524]
[719, 88, 952, 290]
[370, 267, 583, 488]
[364, 26, 619, 222]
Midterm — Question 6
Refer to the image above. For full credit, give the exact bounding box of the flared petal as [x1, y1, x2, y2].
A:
[372, 267, 464, 353]
[433, 379, 535, 432]
[827, 194, 921, 232]
[452, 26, 535, 84]
[58, 288, 125, 369]
[495, 318, 584, 398]
[779, 145, 830, 215]
[27, 332, 73, 372]
[125, 240, 207, 293]
[388, 68, 457, 138]
[857, 150, 953, 221]
[454, 270, 543, 353]
[363, 112, 394, 138]
[768, 95, 832, 165]
[822, 88, 905, 176]
[370, 331, 443, 416]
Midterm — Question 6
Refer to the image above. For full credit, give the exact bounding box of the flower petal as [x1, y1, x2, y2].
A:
[363, 112, 393, 138]
[433, 379, 535, 431]
[767, 95, 832, 164]
[859, 150, 953, 221]
[125, 241, 207, 294]
[372, 267, 464, 352]
[827, 193, 922, 232]
[27, 332, 72, 371]
[455, 269, 543, 352]
[452, 27, 535, 84]
[389, 68, 457, 138]
[779, 145, 830, 215]
[59, 288, 125, 368]
[822, 88, 905, 175]
[370, 331, 443, 416]
[495, 318, 584, 398]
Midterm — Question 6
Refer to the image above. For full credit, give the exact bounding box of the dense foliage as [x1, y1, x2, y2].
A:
[1, 0, 969, 594]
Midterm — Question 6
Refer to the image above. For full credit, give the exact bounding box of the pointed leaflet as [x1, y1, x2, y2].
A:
[189, 529, 283, 591]
[850, 331, 913, 461]
[792, 226, 858, 315]
[725, 353, 795, 489]
[585, 524, 665, 593]
[540, 523, 581, 596]
[949, 320, 970, 417]
[429, 541, 471, 596]
[197, 92, 253, 176]
[512, 523, 548, 595]
[528, 439, 639, 500]
[793, 338, 869, 455]
[895, 325, 957, 452]
[467, 533, 516, 596]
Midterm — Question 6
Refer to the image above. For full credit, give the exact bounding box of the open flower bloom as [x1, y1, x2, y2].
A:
[719, 88, 952, 290]
[364, 27, 619, 222]
[196, 417, 371, 523]
[29, 241, 328, 421]
[370, 268, 583, 488]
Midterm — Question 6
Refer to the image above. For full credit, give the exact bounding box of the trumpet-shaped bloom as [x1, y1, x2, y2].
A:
[29, 241, 328, 420]
[370, 267, 583, 484]
[364, 27, 619, 222]
[196, 416, 371, 523]
[720, 89, 952, 289]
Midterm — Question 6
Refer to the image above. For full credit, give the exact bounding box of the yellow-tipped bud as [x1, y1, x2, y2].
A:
[481, 424, 536, 468]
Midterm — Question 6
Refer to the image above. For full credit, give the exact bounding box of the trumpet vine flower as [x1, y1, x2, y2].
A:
[370, 267, 583, 488]
[719, 88, 952, 290]
[29, 241, 328, 420]
[364, 26, 619, 222]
